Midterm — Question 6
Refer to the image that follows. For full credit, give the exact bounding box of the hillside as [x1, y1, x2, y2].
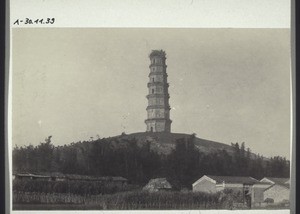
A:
[13, 132, 289, 187]
[108, 132, 236, 155]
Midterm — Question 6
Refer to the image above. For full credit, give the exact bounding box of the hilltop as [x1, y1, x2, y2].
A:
[107, 132, 236, 156]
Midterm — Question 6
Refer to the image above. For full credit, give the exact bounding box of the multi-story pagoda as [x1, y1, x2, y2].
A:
[145, 50, 172, 132]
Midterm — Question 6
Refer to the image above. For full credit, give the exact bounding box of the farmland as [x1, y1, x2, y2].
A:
[13, 190, 242, 210]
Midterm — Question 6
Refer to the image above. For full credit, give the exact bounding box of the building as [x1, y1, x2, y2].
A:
[260, 177, 290, 204]
[192, 175, 271, 207]
[263, 184, 289, 204]
[143, 178, 172, 192]
[251, 182, 274, 207]
[14, 172, 128, 186]
[14, 173, 51, 181]
[192, 175, 290, 207]
[145, 50, 172, 132]
[192, 175, 260, 194]
[260, 177, 290, 186]
[52, 174, 128, 186]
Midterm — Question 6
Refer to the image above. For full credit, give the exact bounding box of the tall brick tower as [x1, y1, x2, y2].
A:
[145, 50, 172, 132]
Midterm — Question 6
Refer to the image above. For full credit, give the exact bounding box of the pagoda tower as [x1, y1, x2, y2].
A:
[145, 50, 172, 132]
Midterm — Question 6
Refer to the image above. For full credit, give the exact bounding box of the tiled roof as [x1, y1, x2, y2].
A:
[262, 177, 289, 185]
[143, 178, 172, 190]
[263, 183, 290, 191]
[14, 172, 127, 181]
[149, 50, 166, 58]
[15, 173, 50, 178]
[207, 175, 259, 184]
[63, 174, 128, 181]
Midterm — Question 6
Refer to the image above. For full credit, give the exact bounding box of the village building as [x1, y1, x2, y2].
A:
[14, 172, 128, 186]
[192, 175, 260, 194]
[251, 182, 274, 207]
[260, 177, 290, 186]
[54, 174, 128, 186]
[143, 178, 172, 192]
[145, 50, 172, 132]
[14, 173, 51, 181]
[192, 175, 271, 207]
[192, 175, 290, 207]
[260, 177, 290, 204]
[263, 184, 289, 204]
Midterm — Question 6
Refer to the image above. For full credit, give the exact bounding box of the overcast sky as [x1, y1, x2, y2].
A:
[12, 28, 291, 158]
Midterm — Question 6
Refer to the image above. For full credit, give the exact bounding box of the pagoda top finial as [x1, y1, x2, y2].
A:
[149, 50, 166, 58]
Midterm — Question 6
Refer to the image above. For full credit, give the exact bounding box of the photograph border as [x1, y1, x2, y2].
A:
[6, 1, 295, 214]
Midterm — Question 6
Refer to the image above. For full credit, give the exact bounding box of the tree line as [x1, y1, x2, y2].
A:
[13, 135, 290, 189]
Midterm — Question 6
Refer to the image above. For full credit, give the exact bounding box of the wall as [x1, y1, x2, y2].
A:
[193, 179, 217, 193]
[263, 185, 289, 203]
[147, 109, 168, 119]
[146, 121, 169, 132]
[252, 187, 265, 205]
[148, 98, 165, 106]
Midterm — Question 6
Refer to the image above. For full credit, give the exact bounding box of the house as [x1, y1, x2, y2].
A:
[192, 175, 271, 207]
[143, 178, 172, 192]
[251, 182, 274, 207]
[192, 175, 260, 194]
[260, 177, 290, 204]
[260, 177, 290, 186]
[52, 174, 128, 186]
[14, 173, 51, 181]
[14, 172, 128, 186]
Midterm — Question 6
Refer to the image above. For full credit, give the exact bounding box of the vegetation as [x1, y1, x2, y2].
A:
[13, 179, 139, 195]
[13, 135, 290, 189]
[13, 190, 246, 210]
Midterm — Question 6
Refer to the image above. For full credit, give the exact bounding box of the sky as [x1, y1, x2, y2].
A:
[11, 28, 291, 158]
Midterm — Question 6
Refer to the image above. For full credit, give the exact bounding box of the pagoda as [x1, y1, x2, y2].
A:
[145, 50, 172, 132]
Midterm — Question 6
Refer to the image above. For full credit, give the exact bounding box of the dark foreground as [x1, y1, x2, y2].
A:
[14, 203, 289, 210]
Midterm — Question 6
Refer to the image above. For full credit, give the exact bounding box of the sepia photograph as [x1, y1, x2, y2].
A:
[10, 27, 291, 211]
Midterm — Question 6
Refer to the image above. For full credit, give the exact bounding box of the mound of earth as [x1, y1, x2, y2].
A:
[107, 132, 235, 155]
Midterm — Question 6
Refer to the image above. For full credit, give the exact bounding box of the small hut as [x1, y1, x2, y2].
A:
[143, 178, 172, 192]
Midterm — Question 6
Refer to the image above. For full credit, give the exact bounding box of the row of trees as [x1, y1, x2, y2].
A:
[13, 135, 290, 189]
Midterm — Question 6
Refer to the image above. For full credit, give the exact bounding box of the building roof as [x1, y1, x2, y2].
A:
[62, 174, 128, 181]
[206, 175, 260, 184]
[149, 50, 166, 58]
[143, 178, 172, 191]
[261, 177, 290, 185]
[15, 173, 50, 178]
[263, 183, 290, 192]
[14, 172, 127, 182]
[111, 176, 128, 181]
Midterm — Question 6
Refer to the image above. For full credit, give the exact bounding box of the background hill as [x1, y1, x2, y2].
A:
[13, 133, 289, 189]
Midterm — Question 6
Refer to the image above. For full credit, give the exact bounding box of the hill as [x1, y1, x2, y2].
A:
[108, 132, 236, 156]
[13, 132, 289, 187]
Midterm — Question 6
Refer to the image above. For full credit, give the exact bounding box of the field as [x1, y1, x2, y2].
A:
[13, 190, 243, 210]
[12, 179, 289, 210]
[13, 190, 289, 210]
